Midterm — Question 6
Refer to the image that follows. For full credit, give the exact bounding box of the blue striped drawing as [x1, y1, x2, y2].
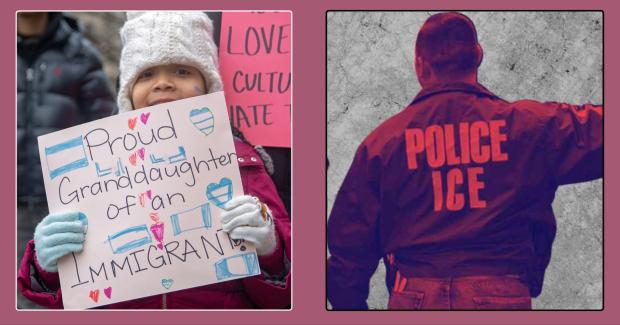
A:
[114, 158, 125, 176]
[78, 212, 88, 233]
[95, 162, 112, 177]
[206, 177, 233, 209]
[106, 224, 152, 254]
[45, 136, 89, 179]
[170, 202, 212, 236]
[189, 107, 215, 136]
[149, 153, 165, 164]
[168, 146, 187, 163]
[215, 252, 260, 280]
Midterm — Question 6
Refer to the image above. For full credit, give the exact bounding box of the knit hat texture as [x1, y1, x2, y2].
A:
[117, 11, 223, 112]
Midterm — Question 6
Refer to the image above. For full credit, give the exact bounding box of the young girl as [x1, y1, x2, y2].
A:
[18, 11, 291, 309]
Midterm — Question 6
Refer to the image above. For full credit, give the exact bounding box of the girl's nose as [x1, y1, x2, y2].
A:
[153, 74, 175, 91]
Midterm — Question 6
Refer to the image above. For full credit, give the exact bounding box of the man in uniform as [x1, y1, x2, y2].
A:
[327, 12, 602, 310]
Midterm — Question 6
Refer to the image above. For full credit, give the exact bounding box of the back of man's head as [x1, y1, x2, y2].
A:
[415, 12, 481, 77]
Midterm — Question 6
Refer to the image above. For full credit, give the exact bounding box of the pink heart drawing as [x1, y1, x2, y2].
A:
[128, 117, 138, 130]
[89, 289, 99, 303]
[150, 222, 164, 250]
[140, 112, 151, 125]
[139, 193, 145, 208]
[138, 148, 145, 161]
[146, 190, 152, 200]
[104, 287, 112, 299]
[129, 153, 137, 166]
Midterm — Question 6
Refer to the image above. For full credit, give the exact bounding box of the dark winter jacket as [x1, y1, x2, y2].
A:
[327, 82, 602, 309]
[17, 13, 117, 202]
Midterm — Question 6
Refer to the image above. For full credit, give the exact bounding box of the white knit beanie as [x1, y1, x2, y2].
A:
[117, 11, 223, 113]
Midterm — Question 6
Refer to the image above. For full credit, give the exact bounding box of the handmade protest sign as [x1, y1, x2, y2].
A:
[219, 11, 291, 148]
[38, 92, 259, 309]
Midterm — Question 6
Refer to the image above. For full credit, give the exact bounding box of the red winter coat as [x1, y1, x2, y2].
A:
[18, 139, 291, 309]
[327, 82, 602, 309]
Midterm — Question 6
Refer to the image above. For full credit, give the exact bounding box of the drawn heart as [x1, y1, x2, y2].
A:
[140, 112, 151, 125]
[89, 289, 99, 303]
[206, 177, 233, 209]
[146, 190, 152, 200]
[128, 153, 137, 166]
[104, 287, 112, 299]
[189, 107, 215, 136]
[128, 117, 138, 130]
[150, 222, 164, 248]
[138, 148, 145, 160]
[161, 278, 174, 289]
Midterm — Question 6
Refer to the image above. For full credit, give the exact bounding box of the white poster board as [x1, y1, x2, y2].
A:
[38, 92, 259, 309]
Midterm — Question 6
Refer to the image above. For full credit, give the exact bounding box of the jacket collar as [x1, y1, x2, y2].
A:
[410, 82, 499, 106]
[18, 13, 73, 55]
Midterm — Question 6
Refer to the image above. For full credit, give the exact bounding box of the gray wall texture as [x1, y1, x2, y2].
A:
[327, 11, 602, 310]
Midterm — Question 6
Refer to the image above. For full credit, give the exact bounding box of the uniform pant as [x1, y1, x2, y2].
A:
[388, 272, 532, 310]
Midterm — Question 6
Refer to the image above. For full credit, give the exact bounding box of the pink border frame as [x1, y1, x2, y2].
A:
[4, 0, 619, 324]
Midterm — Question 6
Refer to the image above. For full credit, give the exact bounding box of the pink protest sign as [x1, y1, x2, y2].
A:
[219, 12, 291, 148]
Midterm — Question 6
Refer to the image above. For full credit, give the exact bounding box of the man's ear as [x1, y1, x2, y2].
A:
[414, 56, 422, 79]
[415, 56, 430, 81]
[475, 43, 484, 68]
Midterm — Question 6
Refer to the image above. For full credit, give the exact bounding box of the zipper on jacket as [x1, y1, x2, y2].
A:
[162, 293, 167, 309]
[26, 68, 34, 81]
[24, 67, 34, 122]
[24, 66, 35, 187]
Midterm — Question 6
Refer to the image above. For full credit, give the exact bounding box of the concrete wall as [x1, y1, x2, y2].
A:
[327, 11, 602, 310]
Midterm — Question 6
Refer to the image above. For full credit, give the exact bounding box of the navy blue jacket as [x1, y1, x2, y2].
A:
[17, 13, 117, 201]
[327, 82, 602, 309]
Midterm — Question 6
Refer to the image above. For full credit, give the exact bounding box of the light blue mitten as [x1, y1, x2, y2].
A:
[33, 212, 88, 272]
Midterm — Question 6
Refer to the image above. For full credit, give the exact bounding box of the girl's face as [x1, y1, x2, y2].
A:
[131, 64, 206, 110]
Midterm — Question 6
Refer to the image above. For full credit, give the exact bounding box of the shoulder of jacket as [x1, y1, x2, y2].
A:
[63, 27, 102, 66]
[233, 140, 265, 168]
[359, 105, 414, 156]
[511, 99, 563, 117]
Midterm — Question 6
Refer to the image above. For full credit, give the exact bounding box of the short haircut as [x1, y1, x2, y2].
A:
[415, 12, 480, 76]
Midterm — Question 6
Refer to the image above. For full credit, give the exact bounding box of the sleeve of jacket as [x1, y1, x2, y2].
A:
[529, 210, 557, 297]
[327, 143, 382, 310]
[17, 240, 65, 309]
[543, 102, 603, 185]
[78, 40, 118, 120]
[237, 149, 291, 309]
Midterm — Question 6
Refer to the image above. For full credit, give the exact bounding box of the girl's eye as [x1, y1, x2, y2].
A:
[176, 68, 191, 76]
[138, 70, 153, 80]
